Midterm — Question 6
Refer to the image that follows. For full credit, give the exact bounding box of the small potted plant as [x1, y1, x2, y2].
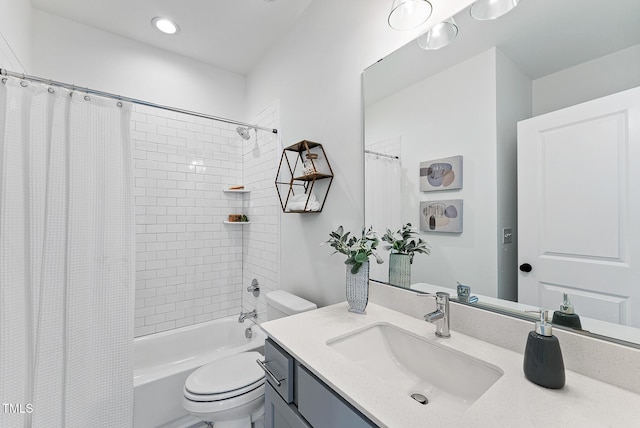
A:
[382, 223, 431, 288]
[325, 226, 383, 313]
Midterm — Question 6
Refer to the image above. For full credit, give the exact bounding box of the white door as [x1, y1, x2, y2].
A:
[518, 86, 640, 328]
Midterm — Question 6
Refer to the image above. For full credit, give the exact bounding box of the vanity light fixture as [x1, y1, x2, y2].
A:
[388, 0, 433, 31]
[151, 17, 180, 35]
[470, 0, 521, 21]
[417, 17, 458, 50]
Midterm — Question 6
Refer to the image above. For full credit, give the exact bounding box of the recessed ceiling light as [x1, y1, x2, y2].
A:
[151, 17, 180, 35]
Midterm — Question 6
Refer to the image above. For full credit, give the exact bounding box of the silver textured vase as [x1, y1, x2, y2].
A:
[346, 261, 369, 314]
[389, 253, 411, 288]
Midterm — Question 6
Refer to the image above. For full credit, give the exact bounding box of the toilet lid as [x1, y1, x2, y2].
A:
[185, 351, 265, 396]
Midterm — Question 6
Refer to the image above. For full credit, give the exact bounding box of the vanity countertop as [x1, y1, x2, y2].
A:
[261, 302, 640, 428]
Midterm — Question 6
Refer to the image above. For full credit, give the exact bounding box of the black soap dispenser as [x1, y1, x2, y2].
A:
[523, 310, 565, 389]
[552, 293, 582, 329]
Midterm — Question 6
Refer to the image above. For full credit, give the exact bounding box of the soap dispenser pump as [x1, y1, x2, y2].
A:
[523, 310, 565, 389]
[552, 293, 582, 329]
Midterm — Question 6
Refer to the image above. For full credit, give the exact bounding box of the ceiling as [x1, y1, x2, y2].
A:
[31, 0, 313, 75]
[364, 0, 640, 106]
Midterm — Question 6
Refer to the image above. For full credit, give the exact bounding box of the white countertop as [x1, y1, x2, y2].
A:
[261, 302, 640, 428]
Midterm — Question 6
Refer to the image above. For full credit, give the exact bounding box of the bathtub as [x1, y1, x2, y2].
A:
[133, 317, 266, 428]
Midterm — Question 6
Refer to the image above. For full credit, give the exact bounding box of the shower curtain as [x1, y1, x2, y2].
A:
[365, 152, 402, 281]
[0, 77, 134, 427]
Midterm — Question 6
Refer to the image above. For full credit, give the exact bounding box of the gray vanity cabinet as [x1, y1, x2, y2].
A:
[263, 338, 376, 428]
[265, 383, 310, 428]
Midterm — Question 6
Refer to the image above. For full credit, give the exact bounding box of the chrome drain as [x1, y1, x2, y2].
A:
[410, 393, 428, 405]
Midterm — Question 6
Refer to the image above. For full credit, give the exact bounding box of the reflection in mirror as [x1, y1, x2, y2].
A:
[363, 0, 640, 346]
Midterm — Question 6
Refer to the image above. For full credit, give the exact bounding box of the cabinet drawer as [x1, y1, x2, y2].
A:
[263, 338, 295, 403]
[297, 364, 376, 428]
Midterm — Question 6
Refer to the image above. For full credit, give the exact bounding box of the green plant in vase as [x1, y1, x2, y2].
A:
[382, 223, 431, 288]
[382, 223, 431, 262]
[325, 225, 384, 274]
[325, 225, 383, 314]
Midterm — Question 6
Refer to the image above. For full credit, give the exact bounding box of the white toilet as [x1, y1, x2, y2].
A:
[182, 290, 316, 428]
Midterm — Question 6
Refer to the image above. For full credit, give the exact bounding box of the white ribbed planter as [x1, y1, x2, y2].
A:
[389, 253, 411, 288]
[346, 261, 369, 314]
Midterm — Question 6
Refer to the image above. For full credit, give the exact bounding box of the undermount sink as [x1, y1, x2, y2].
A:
[327, 323, 503, 410]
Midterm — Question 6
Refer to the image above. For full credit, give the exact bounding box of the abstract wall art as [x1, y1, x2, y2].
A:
[420, 199, 463, 233]
[419, 155, 463, 192]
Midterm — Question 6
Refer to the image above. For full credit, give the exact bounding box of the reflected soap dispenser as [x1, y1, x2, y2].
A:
[523, 310, 565, 389]
[552, 293, 582, 329]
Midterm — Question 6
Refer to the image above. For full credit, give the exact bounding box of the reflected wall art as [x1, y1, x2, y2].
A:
[420, 199, 463, 233]
[419, 155, 463, 191]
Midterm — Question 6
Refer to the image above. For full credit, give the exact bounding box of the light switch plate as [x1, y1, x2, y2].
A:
[502, 228, 513, 244]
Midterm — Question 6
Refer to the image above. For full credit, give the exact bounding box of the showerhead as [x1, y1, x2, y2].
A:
[236, 126, 252, 140]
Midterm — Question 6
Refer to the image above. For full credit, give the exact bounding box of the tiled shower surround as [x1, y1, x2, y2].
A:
[241, 102, 281, 321]
[132, 102, 280, 337]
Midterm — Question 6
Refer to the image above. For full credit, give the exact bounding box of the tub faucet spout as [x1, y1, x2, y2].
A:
[238, 309, 257, 323]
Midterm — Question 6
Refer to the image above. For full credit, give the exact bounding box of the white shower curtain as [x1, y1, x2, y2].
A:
[0, 77, 134, 428]
[365, 152, 402, 282]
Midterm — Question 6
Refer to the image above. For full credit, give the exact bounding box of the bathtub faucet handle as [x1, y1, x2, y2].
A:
[247, 279, 260, 297]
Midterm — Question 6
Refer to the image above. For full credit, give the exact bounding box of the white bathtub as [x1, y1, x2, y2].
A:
[133, 317, 266, 428]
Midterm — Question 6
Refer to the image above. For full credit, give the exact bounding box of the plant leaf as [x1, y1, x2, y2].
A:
[351, 262, 362, 274]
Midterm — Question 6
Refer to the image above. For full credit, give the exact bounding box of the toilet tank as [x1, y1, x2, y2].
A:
[266, 290, 317, 320]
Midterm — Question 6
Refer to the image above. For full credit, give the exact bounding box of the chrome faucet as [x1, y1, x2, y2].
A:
[418, 292, 451, 338]
[238, 309, 257, 323]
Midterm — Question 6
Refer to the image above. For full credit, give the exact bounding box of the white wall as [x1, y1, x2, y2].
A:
[365, 50, 499, 297]
[532, 44, 640, 116]
[495, 49, 532, 300]
[246, 0, 474, 307]
[32, 10, 246, 121]
[364, 47, 532, 299]
[0, 0, 32, 72]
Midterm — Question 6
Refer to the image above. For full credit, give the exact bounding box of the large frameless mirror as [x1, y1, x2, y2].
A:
[363, 0, 640, 346]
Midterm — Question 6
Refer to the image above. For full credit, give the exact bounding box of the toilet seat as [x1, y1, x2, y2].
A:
[184, 351, 265, 402]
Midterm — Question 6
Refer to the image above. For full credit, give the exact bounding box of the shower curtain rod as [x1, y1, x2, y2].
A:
[0, 68, 278, 134]
[364, 149, 399, 160]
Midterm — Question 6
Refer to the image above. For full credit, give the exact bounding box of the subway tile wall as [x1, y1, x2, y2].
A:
[241, 101, 281, 322]
[132, 104, 248, 337]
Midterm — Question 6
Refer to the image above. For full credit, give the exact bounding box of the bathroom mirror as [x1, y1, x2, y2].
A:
[363, 0, 640, 346]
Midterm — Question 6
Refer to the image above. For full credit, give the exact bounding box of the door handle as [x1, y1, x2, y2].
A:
[519, 263, 532, 272]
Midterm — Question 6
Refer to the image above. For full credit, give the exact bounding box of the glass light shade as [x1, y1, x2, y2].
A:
[151, 17, 180, 34]
[388, 0, 433, 30]
[470, 0, 521, 21]
[417, 18, 458, 50]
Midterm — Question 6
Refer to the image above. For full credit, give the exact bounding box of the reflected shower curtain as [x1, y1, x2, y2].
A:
[0, 77, 134, 428]
[365, 152, 401, 281]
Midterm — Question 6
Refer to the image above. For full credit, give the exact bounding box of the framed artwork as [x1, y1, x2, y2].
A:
[420, 199, 463, 233]
[419, 155, 463, 191]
